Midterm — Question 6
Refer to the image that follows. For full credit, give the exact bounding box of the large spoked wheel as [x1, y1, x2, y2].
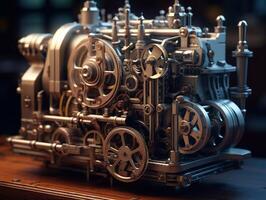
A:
[68, 37, 122, 109]
[103, 127, 149, 183]
[141, 43, 168, 79]
[203, 101, 236, 153]
[178, 102, 211, 154]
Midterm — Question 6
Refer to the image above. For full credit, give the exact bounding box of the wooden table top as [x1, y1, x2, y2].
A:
[0, 136, 266, 200]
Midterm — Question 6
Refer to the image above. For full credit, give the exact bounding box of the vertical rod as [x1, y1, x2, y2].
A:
[187, 7, 193, 27]
[231, 20, 253, 115]
[124, 8, 131, 59]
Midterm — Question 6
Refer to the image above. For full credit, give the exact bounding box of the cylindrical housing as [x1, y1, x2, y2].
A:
[234, 21, 253, 90]
[40, 114, 126, 125]
[187, 7, 193, 27]
[80, 1, 100, 26]
[231, 20, 253, 115]
[236, 56, 249, 90]
[215, 15, 226, 33]
[112, 16, 119, 43]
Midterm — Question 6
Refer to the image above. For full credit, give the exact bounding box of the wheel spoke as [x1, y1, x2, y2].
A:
[98, 88, 104, 96]
[109, 147, 119, 154]
[190, 131, 200, 142]
[72, 70, 83, 86]
[157, 59, 165, 69]
[183, 135, 190, 147]
[184, 110, 191, 121]
[131, 147, 141, 155]
[145, 61, 154, 77]
[120, 133, 126, 147]
[118, 161, 127, 173]
[111, 159, 120, 170]
[191, 114, 198, 126]
[218, 134, 224, 139]
[152, 46, 163, 60]
[129, 159, 138, 170]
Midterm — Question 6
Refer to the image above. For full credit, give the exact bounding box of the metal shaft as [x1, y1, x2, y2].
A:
[41, 114, 126, 125]
[238, 21, 247, 46]
[232, 20, 253, 114]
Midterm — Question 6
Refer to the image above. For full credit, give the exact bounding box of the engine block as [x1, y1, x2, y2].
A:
[8, 0, 253, 187]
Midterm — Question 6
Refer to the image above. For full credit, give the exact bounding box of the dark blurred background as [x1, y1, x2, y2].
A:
[0, 0, 265, 157]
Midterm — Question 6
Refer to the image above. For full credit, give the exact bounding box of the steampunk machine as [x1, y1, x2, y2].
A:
[8, 0, 253, 187]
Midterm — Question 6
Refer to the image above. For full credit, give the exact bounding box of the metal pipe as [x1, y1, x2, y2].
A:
[37, 90, 44, 113]
[42, 115, 75, 123]
[8, 137, 62, 152]
[117, 19, 162, 26]
[8, 137, 82, 155]
[100, 28, 181, 37]
[82, 114, 126, 125]
[40, 114, 126, 125]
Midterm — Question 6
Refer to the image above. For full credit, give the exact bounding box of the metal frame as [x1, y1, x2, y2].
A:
[9, 0, 253, 187]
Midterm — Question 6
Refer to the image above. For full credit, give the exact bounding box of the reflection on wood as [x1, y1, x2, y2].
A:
[0, 137, 266, 200]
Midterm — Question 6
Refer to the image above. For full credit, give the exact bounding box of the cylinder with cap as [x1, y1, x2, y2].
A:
[187, 7, 193, 27]
[215, 15, 226, 33]
[234, 21, 253, 90]
[112, 16, 119, 43]
[232, 20, 253, 115]
[79, 1, 100, 26]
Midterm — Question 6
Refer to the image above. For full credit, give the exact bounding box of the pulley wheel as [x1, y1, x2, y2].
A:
[103, 127, 148, 183]
[68, 37, 122, 109]
[203, 101, 236, 153]
[177, 102, 211, 154]
[141, 43, 168, 79]
[220, 100, 245, 147]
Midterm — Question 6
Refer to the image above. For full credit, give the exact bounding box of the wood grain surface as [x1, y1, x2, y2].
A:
[0, 136, 266, 200]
